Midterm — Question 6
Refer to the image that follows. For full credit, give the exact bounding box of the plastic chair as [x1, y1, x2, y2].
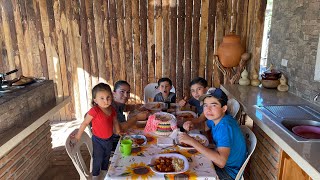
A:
[235, 125, 257, 180]
[143, 83, 175, 102]
[227, 98, 241, 118]
[65, 129, 93, 180]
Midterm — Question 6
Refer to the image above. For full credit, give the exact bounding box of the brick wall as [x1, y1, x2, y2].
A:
[268, 0, 320, 105]
[0, 122, 52, 179]
[248, 124, 281, 180]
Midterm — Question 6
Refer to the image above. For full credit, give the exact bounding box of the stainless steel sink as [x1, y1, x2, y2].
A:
[255, 105, 320, 142]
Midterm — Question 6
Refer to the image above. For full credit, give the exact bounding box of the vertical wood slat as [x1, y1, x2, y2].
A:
[94, 0, 107, 84]
[199, 0, 209, 78]
[140, 0, 148, 89]
[206, 0, 216, 87]
[184, 0, 192, 98]
[154, 0, 162, 80]
[109, 0, 121, 83]
[169, 0, 177, 87]
[0, 7, 4, 73]
[1, 0, 19, 79]
[116, 0, 126, 81]
[12, 0, 28, 76]
[162, 0, 170, 77]
[147, 0, 155, 83]
[79, 0, 92, 112]
[124, 0, 133, 91]
[102, 0, 113, 85]
[35, 0, 49, 79]
[53, 0, 71, 120]
[132, 0, 142, 102]
[191, 0, 201, 79]
[176, 0, 185, 100]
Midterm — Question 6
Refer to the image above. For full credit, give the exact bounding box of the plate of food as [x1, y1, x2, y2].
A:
[143, 102, 165, 111]
[122, 134, 147, 147]
[176, 133, 209, 149]
[149, 153, 189, 174]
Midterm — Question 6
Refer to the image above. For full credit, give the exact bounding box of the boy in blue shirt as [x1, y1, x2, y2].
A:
[179, 88, 247, 179]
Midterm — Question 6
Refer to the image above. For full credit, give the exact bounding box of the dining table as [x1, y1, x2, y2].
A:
[105, 125, 219, 180]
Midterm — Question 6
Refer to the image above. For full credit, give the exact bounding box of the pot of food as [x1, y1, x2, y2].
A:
[261, 65, 281, 80]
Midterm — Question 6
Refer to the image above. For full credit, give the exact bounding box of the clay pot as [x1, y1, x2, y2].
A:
[217, 34, 245, 68]
[261, 79, 280, 89]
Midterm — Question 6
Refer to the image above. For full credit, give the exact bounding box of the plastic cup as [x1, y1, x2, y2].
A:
[120, 139, 132, 156]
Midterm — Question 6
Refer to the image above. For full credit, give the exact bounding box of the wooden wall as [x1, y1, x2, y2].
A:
[0, 0, 266, 121]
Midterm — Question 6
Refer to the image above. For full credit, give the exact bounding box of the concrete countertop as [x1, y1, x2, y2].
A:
[221, 84, 320, 180]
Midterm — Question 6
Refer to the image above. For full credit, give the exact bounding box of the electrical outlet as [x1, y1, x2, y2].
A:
[281, 59, 288, 67]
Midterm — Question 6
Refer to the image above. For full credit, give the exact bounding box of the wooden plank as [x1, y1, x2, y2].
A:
[191, 0, 201, 79]
[214, 0, 225, 86]
[199, 0, 209, 78]
[116, 0, 126, 81]
[132, 0, 142, 102]
[237, 0, 249, 48]
[53, 0, 71, 120]
[162, 0, 169, 77]
[250, 0, 266, 74]
[71, 0, 88, 118]
[205, 0, 217, 87]
[184, 0, 192, 98]
[79, 0, 92, 113]
[34, 0, 49, 79]
[176, 0, 185, 100]
[85, 0, 99, 86]
[109, 0, 121, 83]
[94, 0, 107, 84]
[25, 0, 43, 77]
[169, 0, 177, 87]
[154, 0, 162, 80]
[124, 0, 133, 88]
[140, 0, 148, 89]
[0, 6, 7, 74]
[12, 0, 28, 76]
[64, 0, 81, 120]
[1, 0, 19, 79]
[102, 1, 113, 86]
[147, 0, 155, 83]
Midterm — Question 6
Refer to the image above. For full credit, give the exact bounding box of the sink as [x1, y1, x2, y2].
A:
[255, 105, 320, 142]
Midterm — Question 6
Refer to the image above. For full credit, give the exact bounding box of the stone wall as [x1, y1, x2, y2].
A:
[0, 122, 51, 179]
[268, 0, 320, 105]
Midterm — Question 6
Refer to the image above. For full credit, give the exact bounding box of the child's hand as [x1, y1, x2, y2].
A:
[183, 121, 194, 131]
[178, 97, 188, 107]
[178, 132, 193, 146]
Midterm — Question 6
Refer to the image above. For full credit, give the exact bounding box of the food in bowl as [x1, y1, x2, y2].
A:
[154, 157, 184, 172]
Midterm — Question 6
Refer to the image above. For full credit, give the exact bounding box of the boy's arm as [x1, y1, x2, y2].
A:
[75, 114, 93, 140]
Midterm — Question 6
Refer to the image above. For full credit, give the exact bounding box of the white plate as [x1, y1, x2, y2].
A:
[143, 102, 165, 111]
[176, 133, 209, 149]
[150, 153, 189, 174]
[123, 135, 147, 147]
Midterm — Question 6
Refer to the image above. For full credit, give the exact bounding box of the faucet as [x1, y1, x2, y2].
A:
[314, 92, 320, 102]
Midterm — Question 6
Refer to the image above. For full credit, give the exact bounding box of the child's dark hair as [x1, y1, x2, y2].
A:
[114, 80, 130, 92]
[158, 77, 173, 86]
[92, 83, 112, 106]
[190, 77, 207, 88]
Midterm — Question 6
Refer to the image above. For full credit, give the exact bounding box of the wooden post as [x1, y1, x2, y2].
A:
[176, 0, 185, 100]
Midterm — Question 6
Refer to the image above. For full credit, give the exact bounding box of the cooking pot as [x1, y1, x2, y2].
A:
[261, 69, 281, 80]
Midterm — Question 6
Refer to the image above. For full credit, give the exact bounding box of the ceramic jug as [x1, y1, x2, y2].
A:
[217, 34, 245, 68]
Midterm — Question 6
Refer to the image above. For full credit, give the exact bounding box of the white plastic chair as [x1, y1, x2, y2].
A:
[227, 98, 241, 118]
[235, 125, 257, 180]
[144, 83, 175, 102]
[65, 129, 93, 180]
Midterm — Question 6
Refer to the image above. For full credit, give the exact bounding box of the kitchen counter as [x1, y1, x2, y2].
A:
[221, 84, 320, 180]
